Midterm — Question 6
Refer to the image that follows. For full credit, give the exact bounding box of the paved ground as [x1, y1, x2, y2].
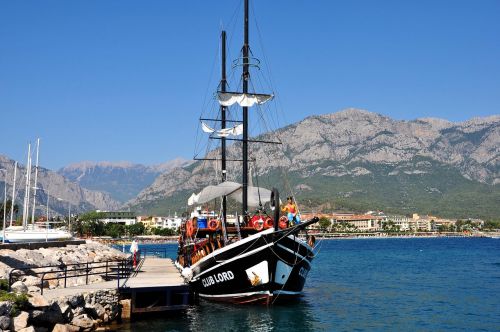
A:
[42, 258, 186, 301]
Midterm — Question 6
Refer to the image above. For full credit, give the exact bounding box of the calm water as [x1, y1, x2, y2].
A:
[118, 238, 500, 331]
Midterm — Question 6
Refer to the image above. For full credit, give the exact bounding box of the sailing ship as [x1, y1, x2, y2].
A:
[1, 139, 72, 243]
[176, 0, 319, 304]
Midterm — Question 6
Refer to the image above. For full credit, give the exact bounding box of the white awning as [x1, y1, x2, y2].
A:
[188, 181, 272, 208]
[218, 92, 274, 107]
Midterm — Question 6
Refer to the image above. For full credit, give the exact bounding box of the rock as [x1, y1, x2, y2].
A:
[0, 301, 12, 316]
[22, 276, 46, 288]
[11, 281, 28, 293]
[71, 315, 94, 330]
[51, 324, 80, 332]
[68, 295, 83, 308]
[18, 326, 36, 332]
[30, 307, 64, 326]
[0, 315, 11, 330]
[28, 294, 49, 308]
[84, 303, 105, 320]
[28, 286, 41, 294]
[13, 311, 29, 331]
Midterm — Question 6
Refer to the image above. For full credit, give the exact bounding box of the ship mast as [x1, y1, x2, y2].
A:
[221, 30, 228, 242]
[242, 0, 249, 220]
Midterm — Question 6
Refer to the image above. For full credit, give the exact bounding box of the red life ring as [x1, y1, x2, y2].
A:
[208, 219, 219, 231]
[253, 218, 264, 231]
[264, 217, 273, 229]
[279, 216, 288, 229]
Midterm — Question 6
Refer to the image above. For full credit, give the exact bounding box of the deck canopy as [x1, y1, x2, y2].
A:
[188, 181, 271, 207]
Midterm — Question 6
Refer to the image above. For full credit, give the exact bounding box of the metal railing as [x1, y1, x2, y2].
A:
[137, 247, 170, 259]
[8, 254, 139, 295]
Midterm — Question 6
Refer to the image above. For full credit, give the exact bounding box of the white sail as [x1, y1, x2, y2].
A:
[218, 92, 274, 107]
[201, 122, 243, 137]
[189, 181, 272, 208]
[201, 122, 215, 133]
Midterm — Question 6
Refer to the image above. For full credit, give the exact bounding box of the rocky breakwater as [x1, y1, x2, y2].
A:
[0, 241, 129, 331]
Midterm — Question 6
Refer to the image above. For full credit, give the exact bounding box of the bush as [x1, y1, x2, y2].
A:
[0, 290, 28, 316]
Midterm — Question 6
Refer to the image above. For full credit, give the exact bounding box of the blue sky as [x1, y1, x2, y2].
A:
[1, 0, 499, 170]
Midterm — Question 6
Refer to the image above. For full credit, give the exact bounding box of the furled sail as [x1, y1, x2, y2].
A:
[218, 92, 274, 107]
[200, 122, 243, 137]
[188, 181, 272, 207]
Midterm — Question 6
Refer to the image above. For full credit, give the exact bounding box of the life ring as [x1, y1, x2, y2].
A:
[208, 219, 219, 231]
[279, 216, 288, 229]
[307, 235, 316, 248]
[186, 220, 194, 238]
[264, 217, 274, 229]
[254, 218, 264, 231]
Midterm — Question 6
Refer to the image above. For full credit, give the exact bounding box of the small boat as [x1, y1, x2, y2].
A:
[2, 225, 72, 243]
[176, 0, 319, 304]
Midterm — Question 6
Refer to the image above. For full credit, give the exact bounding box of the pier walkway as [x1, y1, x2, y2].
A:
[41, 258, 190, 313]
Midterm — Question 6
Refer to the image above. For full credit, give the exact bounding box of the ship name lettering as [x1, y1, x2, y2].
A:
[202, 270, 234, 287]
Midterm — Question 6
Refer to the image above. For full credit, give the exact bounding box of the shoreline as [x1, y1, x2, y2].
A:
[90, 231, 500, 246]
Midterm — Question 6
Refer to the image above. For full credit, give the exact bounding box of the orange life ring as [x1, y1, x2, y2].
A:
[279, 216, 288, 229]
[208, 219, 219, 231]
[264, 217, 274, 229]
[186, 220, 194, 238]
[253, 218, 264, 231]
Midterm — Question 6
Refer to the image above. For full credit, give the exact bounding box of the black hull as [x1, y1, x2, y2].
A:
[178, 224, 316, 304]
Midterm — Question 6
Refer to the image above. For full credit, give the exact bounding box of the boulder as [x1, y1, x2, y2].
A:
[28, 294, 50, 308]
[0, 301, 12, 316]
[51, 324, 80, 332]
[0, 315, 11, 330]
[28, 286, 41, 294]
[22, 276, 46, 288]
[18, 326, 36, 332]
[30, 303, 64, 326]
[68, 295, 83, 308]
[71, 315, 94, 330]
[13, 311, 29, 331]
[11, 281, 28, 293]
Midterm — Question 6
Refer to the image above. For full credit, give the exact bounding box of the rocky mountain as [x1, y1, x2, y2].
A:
[125, 109, 499, 219]
[0, 155, 121, 218]
[58, 158, 192, 203]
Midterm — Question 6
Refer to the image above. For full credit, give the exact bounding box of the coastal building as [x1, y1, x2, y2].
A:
[137, 215, 182, 230]
[385, 215, 411, 231]
[332, 214, 383, 232]
[96, 211, 137, 226]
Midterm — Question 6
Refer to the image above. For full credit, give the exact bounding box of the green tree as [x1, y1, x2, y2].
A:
[318, 217, 331, 232]
[128, 223, 145, 237]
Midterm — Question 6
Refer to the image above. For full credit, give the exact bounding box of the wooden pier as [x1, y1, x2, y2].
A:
[41, 257, 190, 316]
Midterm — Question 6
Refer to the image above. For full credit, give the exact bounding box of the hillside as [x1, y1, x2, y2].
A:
[58, 158, 192, 203]
[0, 155, 121, 217]
[125, 109, 499, 219]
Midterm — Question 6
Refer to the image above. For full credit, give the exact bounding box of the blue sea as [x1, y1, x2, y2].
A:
[118, 237, 500, 331]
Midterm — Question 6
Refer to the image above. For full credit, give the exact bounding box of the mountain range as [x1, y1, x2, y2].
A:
[57, 158, 192, 203]
[124, 109, 499, 220]
[1, 109, 498, 220]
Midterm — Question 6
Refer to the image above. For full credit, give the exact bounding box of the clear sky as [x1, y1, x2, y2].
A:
[1, 0, 499, 170]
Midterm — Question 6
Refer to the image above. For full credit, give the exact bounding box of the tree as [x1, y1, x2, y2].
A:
[128, 223, 145, 237]
[318, 217, 331, 232]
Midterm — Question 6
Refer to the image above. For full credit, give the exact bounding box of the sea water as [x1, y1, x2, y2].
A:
[118, 237, 500, 331]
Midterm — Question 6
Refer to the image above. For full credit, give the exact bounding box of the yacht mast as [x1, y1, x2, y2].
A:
[30, 138, 40, 227]
[9, 161, 17, 227]
[22, 143, 32, 230]
[242, 0, 249, 220]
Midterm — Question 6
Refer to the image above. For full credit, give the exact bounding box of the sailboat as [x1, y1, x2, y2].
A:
[2, 139, 72, 243]
[176, 0, 319, 304]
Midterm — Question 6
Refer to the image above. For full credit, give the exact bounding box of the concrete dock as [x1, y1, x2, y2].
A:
[42, 257, 190, 314]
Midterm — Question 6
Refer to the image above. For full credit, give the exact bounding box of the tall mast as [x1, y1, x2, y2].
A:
[10, 161, 17, 227]
[242, 0, 249, 219]
[22, 142, 32, 231]
[31, 138, 40, 227]
[221, 30, 228, 229]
